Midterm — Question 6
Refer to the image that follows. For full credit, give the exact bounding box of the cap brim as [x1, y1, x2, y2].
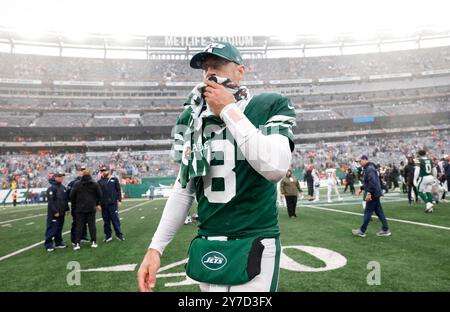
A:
[190, 52, 236, 69]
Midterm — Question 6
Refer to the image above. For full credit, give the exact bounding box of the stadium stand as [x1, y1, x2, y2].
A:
[2, 45, 450, 81]
[0, 39, 449, 184]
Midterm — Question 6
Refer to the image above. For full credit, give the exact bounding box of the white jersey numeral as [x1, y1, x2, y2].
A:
[425, 163, 432, 174]
[203, 139, 236, 203]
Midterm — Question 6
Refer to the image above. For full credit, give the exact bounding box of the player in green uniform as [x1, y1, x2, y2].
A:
[414, 150, 437, 212]
[138, 42, 296, 292]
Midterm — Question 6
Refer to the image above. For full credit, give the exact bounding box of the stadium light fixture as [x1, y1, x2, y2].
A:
[13, 27, 47, 40]
[113, 33, 132, 44]
[318, 32, 339, 44]
[277, 35, 298, 44]
[65, 31, 88, 42]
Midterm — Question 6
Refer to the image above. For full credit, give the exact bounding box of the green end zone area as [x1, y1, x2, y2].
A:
[0, 192, 449, 292]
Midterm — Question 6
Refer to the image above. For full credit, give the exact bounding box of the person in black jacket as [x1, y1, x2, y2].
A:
[403, 157, 419, 206]
[70, 169, 102, 250]
[98, 166, 124, 242]
[390, 164, 400, 192]
[352, 155, 391, 237]
[67, 165, 89, 245]
[303, 165, 314, 201]
[44, 172, 70, 252]
[343, 168, 356, 195]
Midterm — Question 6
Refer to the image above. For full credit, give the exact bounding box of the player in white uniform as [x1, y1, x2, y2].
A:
[325, 163, 342, 203]
[311, 166, 321, 202]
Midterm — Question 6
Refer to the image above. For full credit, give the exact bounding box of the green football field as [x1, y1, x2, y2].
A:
[1, 189, 449, 292]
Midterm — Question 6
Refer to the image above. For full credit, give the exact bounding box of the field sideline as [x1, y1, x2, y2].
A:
[0, 190, 449, 292]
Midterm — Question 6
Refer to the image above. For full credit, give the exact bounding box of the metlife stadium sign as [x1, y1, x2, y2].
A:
[151, 36, 266, 47]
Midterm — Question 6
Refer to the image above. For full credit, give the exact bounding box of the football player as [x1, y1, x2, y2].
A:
[325, 162, 343, 203]
[414, 150, 437, 212]
[138, 42, 296, 292]
[311, 165, 321, 202]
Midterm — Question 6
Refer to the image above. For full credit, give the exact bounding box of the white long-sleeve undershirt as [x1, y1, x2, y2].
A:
[148, 174, 195, 255]
[149, 103, 292, 254]
[220, 103, 292, 182]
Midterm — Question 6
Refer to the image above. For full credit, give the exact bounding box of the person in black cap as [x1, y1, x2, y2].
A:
[98, 166, 124, 242]
[67, 165, 89, 246]
[352, 155, 391, 237]
[138, 41, 296, 292]
[70, 169, 102, 250]
[44, 172, 70, 252]
[403, 157, 419, 206]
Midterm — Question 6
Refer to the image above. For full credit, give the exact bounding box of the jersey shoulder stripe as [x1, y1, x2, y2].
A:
[245, 93, 296, 147]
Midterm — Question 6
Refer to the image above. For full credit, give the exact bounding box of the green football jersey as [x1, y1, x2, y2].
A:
[356, 166, 364, 181]
[415, 157, 433, 177]
[174, 93, 296, 238]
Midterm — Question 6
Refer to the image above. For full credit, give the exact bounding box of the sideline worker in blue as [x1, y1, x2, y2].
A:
[44, 172, 70, 252]
[98, 166, 125, 242]
[352, 155, 392, 238]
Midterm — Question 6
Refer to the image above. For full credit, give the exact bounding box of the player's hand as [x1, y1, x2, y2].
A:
[138, 248, 161, 292]
[366, 192, 372, 202]
[202, 79, 235, 116]
[96, 205, 101, 211]
[54, 212, 60, 218]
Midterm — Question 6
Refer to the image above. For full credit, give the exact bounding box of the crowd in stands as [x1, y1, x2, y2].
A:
[0, 151, 179, 189]
[291, 130, 449, 171]
[0, 97, 449, 127]
[1, 44, 449, 194]
[2, 45, 450, 83]
[1, 131, 448, 189]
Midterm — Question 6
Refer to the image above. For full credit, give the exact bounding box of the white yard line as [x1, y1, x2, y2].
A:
[0, 214, 47, 225]
[305, 204, 450, 231]
[0, 198, 161, 215]
[0, 200, 152, 262]
[0, 206, 48, 215]
[300, 198, 405, 207]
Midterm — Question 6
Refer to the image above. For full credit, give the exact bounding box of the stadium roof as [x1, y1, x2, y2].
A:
[1, 0, 450, 59]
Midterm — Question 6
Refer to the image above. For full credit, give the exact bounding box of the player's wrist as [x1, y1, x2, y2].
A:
[220, 103, 256, 146]
[148, 245, 163, 257]
[219, 102, 239, 120]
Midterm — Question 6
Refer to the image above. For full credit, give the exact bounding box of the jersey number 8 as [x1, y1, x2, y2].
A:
[203, 139, 236, 203]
